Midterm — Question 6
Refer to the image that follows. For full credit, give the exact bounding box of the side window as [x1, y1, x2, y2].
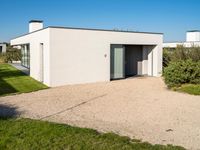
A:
[0, 46, 2, 53]
[21, 44, 30, 69]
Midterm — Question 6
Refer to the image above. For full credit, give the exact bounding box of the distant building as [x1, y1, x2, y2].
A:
[0, 43, 6, 53]
[163, 30, 200, 48]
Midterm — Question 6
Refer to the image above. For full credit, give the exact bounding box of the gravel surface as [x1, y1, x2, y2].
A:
[0, 77, 200, 150]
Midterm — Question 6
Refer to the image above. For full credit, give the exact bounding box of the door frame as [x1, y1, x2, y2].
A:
[110, 44, 125, 80]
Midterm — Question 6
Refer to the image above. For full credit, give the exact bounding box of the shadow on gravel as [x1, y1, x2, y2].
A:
[0, 104, 21, 119]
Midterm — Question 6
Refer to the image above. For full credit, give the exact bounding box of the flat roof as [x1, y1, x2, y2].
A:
[164, 41, 200, 44]
[11, 26, 163, 40]
[187, 30, 200, 32]
[29, 20, 43, 23]
[48, 26, 163, 35]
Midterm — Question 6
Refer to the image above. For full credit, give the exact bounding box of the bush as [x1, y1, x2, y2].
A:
[4, 49, 21, 63]
[163, 46, 200, 67]
[163, 59, 200, 87]
[0, 53, 6, 63]
[0, 45, 21, 63]
[171, 45, 189, 61]
[163, 48, 172, 67]
[188, 46, 200, 61]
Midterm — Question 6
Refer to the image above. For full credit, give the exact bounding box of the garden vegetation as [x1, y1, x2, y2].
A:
[163, 46, 200, 95]
[0, 44, 21, 63]
[0, 118, 185, 150]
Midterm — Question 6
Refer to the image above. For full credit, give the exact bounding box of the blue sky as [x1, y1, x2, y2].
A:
[0, 0, 200, 42]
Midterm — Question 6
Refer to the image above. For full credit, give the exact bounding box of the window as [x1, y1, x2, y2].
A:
[0, 46, 2, 53]
[21, 44, 30, 69]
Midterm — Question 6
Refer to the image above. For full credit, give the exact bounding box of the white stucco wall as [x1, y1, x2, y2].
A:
[29, 22, 43, 33]
[49, 28, 163, 87]
[186, 31, 200, 42]
[11, 28, 51, 86]
[11, 27, 163, 87]
[0, 44, 6, 53]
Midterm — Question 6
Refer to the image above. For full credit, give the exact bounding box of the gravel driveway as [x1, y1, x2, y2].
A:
[0, 77, 200, 150]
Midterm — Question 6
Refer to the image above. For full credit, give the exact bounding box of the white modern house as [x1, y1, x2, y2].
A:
[11, 20, 163, 87]
[0, 43, 6, 53]
[163, 30, 200, 48]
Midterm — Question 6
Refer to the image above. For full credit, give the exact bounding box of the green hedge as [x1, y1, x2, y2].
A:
[163, 60, 200, 87]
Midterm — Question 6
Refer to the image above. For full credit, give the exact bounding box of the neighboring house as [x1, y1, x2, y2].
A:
[163, 30, 200, 48]
[0, 43, 6, 53]
[11, 20, 163, 87]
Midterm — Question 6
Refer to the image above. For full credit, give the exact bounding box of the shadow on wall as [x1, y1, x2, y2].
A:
[0, 104, 21, 119]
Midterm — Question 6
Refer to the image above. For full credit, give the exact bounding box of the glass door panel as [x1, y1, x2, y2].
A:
[110, 45, 125, 79]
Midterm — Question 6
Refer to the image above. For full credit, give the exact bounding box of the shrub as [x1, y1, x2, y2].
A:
[163, 59, 200, 87]
[0, 53, 6, 63]
[0, 45, 21, 63]
[163, 48, 172, 67]
[4, 49, 21, 63]
[188, 46, 200, 61]
[163, 46, 200, 66]
[171, 45, 189, 61]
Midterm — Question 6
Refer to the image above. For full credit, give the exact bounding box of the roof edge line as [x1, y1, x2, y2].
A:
[48, 26, 163, 35]
[11, 26, 163, 41]
[11, 27, 49, 40]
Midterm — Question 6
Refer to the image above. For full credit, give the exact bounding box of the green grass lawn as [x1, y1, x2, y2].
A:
[0, 118, 185, 150]
[177, 84, 200, 96]
[0, 64, 48, 96]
